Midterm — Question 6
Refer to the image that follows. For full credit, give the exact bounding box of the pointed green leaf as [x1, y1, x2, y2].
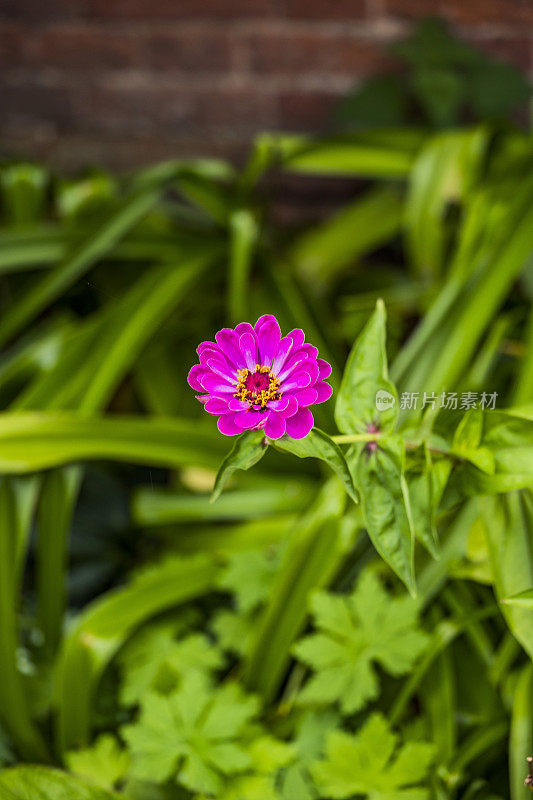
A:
[355, 438, 416, 595]
[273, 428, 358, 504]
[335, 299, 398, 435]
[211, 431, 267, 503]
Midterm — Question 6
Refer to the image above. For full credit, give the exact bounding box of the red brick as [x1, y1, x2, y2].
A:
[78, 84, 199, 134]
[248, 30, 393, 76]
[0, 80, 75, 132]
[84, 0, 278, 20]
[278, 90, 339, 130]
[280, 0, 367, 19]
[386, 0, 533, 26]
[1, 0, 85, 22]
[196, 87, 278, 133]
[146, 29, 233, 72]
[22, 27, 144, 71]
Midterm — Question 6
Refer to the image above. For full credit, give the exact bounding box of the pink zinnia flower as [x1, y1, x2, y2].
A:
[188, 315, 332, 439]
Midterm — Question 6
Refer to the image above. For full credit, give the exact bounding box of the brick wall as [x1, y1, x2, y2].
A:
[1, 0, 532, 172]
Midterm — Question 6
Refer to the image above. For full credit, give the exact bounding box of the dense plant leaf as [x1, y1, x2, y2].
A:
[311, 713, 434, 799]
[56, 554, 219, 752]
[335, 299, 398, 435]
[0, 766, 123, 800]
[218, 548, 282, 613]
[118, 619, 224, 706]
[294, 570, 429, 714]
[67, 735, 130, 792]
[122, 672, 259, 794]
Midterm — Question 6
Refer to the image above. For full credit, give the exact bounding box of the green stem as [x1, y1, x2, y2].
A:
[331, 433, 380, 444]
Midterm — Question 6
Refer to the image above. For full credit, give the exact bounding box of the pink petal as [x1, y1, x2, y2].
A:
[285, 408, 314, 439]
[256, 317, 281, 367]
[188, 365, 208, 391]
[317, 359, 332, 380]
[254, 314, 278, 332]
[299, 344, 318, 359]
[272, 336, 294, 374]
[197, 340, 218, 355]
[204, 397, 230, 415]
[235, 410, 268, 429]
[278, 353, 310, 382]
[199, 347, 223, 367]
[315, 381, 333, 403]
[235, 322, 256, 338]
[239, 332, 258, 371]
[291, 387, 318, 407]
[281, 369, 314, 392]
[268, 395, 298, 417]
[228, 398, 250, 412]
[215, 329, 245, 368]
[206, 357, 237, 384]
[265, 411, 286, 440]
[199, 374, 236, 394]
[287, 329, 305, 349]
[217, 414, 243, 436]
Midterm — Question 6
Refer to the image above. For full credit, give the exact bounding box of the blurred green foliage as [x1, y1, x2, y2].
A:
[0, 20, 533, 800]
[336, 18, 532, 129]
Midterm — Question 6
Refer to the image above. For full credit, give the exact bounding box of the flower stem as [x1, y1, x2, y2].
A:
[331, 433, 381, 444]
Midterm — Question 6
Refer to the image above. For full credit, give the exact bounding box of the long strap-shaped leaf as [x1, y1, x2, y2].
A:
[0, 412, 228, 473]
[0, 187, 159, 349]
[0, 477, 48, 760]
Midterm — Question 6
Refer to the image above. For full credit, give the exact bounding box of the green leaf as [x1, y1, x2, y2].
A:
[216, 735, 295, 800]
[0, 766, 123, 800]
[244, 479, 351, 701]
[0, 186, 161, 349]
[355, 439, 416, 595]
[56, 554, 219, 753]
[509, 664, 533, 800]
[335, 300, 398, 435]
[311, 713, 434, 799]
[0, 477, 48, 761]
[0, 412, 229, 474]
[482, 492, 533, 660]
[294, 570, 429, 715]
[463, 410, 533, 493]
[289, 187, 403, 289]
[66, 735, 130, 792]
[501, 589, 533, 608]
[273, 429, 358, 504]
[278, 131, 424, 178]
[228, 209, 258, 323]
[280, 711, 340, 800]
[211, 431, 267, 503]
[218, 548, 282, 613]
[122, 672, 259, 794]
[134, 484, 314, 525]
[405, 446, 440, 559]
[1, 164, 48, 225]
[118, 619, 224, 706]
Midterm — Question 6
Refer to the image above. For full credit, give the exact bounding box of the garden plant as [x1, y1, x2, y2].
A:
[0, 72, 532, 800]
